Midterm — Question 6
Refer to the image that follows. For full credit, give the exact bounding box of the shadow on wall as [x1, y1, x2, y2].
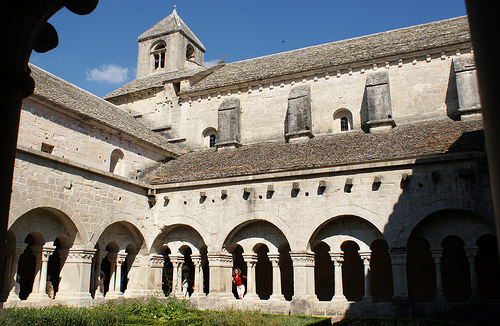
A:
[376, 129, 500, 321]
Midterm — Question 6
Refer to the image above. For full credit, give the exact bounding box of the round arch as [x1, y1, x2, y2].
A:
[151, 224, 206, 256]
[9, 196, 87, 245]
[407, 209, 495, 248]
[223, 219, 289, 254]
[151, 216, 212, 253]
[392, 201, 494, 248]
[309, 215, 385, 252]
[8, 207, 80, 247]
[95, 221, 147, 254]
[218, 212, 296, 252]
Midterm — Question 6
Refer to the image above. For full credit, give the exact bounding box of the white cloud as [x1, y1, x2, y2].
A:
[86, 64, 129, 84]
[204, 59, 219, 67]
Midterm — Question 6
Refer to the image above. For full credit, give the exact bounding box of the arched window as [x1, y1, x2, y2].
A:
[109, 149, 124, 175]
[186, 44, 194, 60]
[333, 109, 353, 133]
[202, 127, 217, 148]
[151, 42, 166, 70]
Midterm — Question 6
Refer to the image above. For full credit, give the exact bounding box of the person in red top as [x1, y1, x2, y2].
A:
[232, 268, 246, 299]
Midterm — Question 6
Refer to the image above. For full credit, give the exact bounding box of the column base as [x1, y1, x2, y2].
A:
[105, 291, 123, 299]
[290, 295, 319, 315]
[55, 290, 92, 300]
[269, 293, 286, 301]
[26, 292, 51, 303]
[242, 293, 260, 301]
[5, 291, 21, 303]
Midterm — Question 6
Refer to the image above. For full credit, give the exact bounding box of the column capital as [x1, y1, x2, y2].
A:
[96, 250, 108, 260]
[6, 242, 27, 258]
[66, 248, 96, 263]
[150, 254, 165, 268]
[191, 254, 202, 266]
[289, 251, 315, 267]
[464, 246, 479, 258]
[169, 254, 185, 265]
[389, 247, 408, 264]
[329, 252, 344, 264]
[116, 252, 127, 265]
[242, 253, 258, 265]
[268, 253, 280, 266]
[358, 250, 372, 263]
[42, 245, 56, 261]
[430, 248, 443, 260]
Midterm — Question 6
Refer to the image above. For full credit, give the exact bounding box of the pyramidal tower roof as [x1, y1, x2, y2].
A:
[137, 6, 206, 52]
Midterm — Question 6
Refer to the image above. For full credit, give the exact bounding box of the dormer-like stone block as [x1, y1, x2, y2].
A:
[453, 54, 481, 120]
[365, 71, 395, 133]
[217, 97, 241, 149]
[285, 84, 313, 142]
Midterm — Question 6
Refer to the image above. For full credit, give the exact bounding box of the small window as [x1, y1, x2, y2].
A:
[209, 134, 216, 147]
[110, 149, 124, 175]
[340, 117, 349, 131]
[41, 143, 54, 154]
[333, 109, 353, 133]
[186, 44, 194, 60]
[151, 42, 166, 70]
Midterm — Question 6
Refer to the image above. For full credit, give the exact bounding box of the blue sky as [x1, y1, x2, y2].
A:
[30, 1, 467, 98]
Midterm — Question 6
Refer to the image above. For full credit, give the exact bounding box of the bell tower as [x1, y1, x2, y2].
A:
[136, 6, 205, 78]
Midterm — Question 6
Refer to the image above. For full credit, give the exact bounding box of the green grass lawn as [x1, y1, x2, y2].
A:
[0, 298, 329, 326]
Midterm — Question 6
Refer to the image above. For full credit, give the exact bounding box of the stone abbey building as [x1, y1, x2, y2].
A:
[2, 8, 499, 321]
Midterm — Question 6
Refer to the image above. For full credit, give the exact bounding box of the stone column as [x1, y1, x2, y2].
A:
[5, 243, 27, 302]
[465, 247, 480, 301]
[290, 251, 318, 315]
[268, 253, 284, 301]
[431, 248, 446, 303]
[149, 254, 165, 297]
[359, 251, 373, 302]
[330, 252, 346, 301]
[105, 252, 117, 298]
[169, 254, 184, 298]
[125, 254, 147, 298]
[93, 250, 107, 299]
[55, 248, 96, 301]
[191, 254, 205, 298]
[206, 252, 233, 301]
[27, 244, 55, 301]
[242, 253, 259, 300]
[389, 248, 411, 318]
[116, 252, 127, 294]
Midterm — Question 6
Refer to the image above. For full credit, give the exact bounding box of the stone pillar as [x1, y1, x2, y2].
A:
[431, 248, 446, 303]
[116, 252, 127, 294]
[285, 84, 314, 142]
[465, 247, 480, 301]
[27, 244, 55, 301]
[206, 252, 233, 300]
[169, 254, 184, 298]
[191, 254, 205, 298]
[55, 248, 96, 301]
[268, 253, 285, 301]
[149, 254, 165, 296]
[5, 243, 27, 302]
[330, 252, 346, 301]
[289, 251, 318, 315]
[453, 54, 481, 119]
[216, 98, 241, 149]
[389, 248, 411, 318]
[94, 250, 107, 299]
[105, 252, 118, 298]
[242, 253, 259, 300]
[365, 70, 395, 132]
[124, 254, 145, 298]
[359, 251, 373, 302]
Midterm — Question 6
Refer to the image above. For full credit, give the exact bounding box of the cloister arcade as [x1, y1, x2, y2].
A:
[2, 208, 499, 309]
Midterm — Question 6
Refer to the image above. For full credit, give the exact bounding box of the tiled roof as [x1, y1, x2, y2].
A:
[104, 66, 210, 99]
[29, 64, 184, 156]
[143, 117, 484, 185]
[137, 7, 205, 52]
[183, 16, 470, 94]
